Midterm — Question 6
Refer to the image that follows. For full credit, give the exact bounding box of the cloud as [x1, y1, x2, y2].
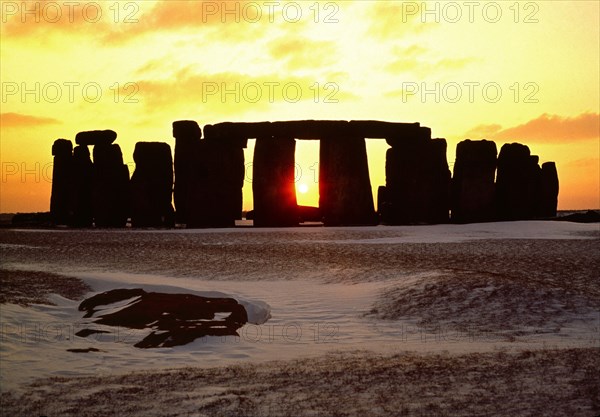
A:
[1, 1, 263, 44]
[385, 44, 474, 76]
[102, 1, 257, 44]
[132, 67, 356, 116]
[366, 2, 430, 39]
[462, 113, 600, 143]
[268, 38, 338, 70]
[1, 0, 111, 39]
[564, 158, 600, 169]
[0, 112, 61, 128]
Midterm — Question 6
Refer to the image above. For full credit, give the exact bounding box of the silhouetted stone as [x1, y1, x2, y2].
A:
[253, 136, 298, 227]
[555, 210, 600, 223]
[496, 143, 539, 220]
[186, 139, 245, 228]
[298, 205, 322, 223]
[75, 130, 117, 146]
[377, 186, 389, 222]
[384, 138, 450, 224]
[11, 212, 52, 227]
[385, 126, 431, 148]
[320, 136, 377, 226]
[173, 120, 201, 139]
[172, 121, 202, 225]
[539, 162, 559, 217]
[50, 139, 73, 225]
[130, 142, 175, 228]
[204, 120, 425, 140]
[70, 145, 93, 227]
[451, 140, 497, 223]
[92, 144, 129, 227]
[76, 289, 248, 348]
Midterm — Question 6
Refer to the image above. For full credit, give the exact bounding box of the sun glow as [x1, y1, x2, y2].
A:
[297, 183, 309, 194]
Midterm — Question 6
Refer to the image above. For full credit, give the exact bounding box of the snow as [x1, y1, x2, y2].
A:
[0, 220, 598, 415]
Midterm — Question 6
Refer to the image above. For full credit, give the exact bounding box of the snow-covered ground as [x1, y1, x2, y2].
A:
[0, 221, 598, 416]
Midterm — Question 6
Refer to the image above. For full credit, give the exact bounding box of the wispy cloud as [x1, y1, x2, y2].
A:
[0, 112, 61, 128]
[385, 44, 474, 76]
[133, 67, 355, 116]
[1, 1, 263, 44]
[268, 38, 338, 70]
[462, 113, 600, 143]
[366, 2, 431, 39]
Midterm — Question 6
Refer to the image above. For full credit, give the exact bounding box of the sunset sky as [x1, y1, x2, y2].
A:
[1, 0, 598, 213]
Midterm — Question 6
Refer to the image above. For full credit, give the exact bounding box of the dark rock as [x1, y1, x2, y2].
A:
[77, 288, 248, 348]
[319, 136, 377, 226]
[351, 121, 425, 141]
[555, 210, 600, 223]
[130, 142, 175, 228]
[451, 140, 497, 223]
[204, 120, 424, 140]
[92, 144, 130, 227]
[384, 138, 450, 224]
[11, 212, 52, 227]
[385, 126, 431, 148]
[75, 130, 117, 146]
[51, 138, 73, 157]
[252, 136, 298, 227]
[70, 145, 94, 227]
[538, 162, 559, 218]
[66, 347, 103, 353]
[74, 329, 109, 338]
[186, 139, 245, 228]
[204, 121, 272, 140]
[172, 120, 201, 140]
[298, 205, 322, 223]
[377, 186, 389, 222]
[496, 143, 539, 220]
[50, 139, 73, 225]
[172, 120, 202, 224]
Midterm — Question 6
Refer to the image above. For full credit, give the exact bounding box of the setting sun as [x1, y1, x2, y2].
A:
[298, 183, 309, 194]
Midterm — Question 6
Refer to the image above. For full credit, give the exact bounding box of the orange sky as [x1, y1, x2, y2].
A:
[1, 0, 599, 212]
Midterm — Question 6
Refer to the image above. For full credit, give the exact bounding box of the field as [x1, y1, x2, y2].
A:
[1, 221, 598, 416]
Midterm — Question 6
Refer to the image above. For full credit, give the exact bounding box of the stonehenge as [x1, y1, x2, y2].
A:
[253, 136, 297, 227]
[382, 127, 451, 225]
[91, 142, 129, 227]
[130, 142, 175, 228]
[320, 136, 376, 226]
[451, 140, 497, 223]
[50, 120, 559, 228]
[50, 139, 73, 225]
[172, 120, 201, 224]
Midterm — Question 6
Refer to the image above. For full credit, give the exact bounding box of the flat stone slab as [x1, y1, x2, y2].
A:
[204, 120, 425, 140]
[75, 130, 117, 146]
[172, 120, 202, 139]
[76, 288, 248, 348]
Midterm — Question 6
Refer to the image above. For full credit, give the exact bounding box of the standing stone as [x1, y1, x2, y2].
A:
[496, 143, 538, 220]
[186, 138, 245, 228]
[92, 144, 129, 227]
[130, 142, 175, 228]
[320, 136, 377, 226]
[377, 186, 389, 223]
[384, 134, 450, 225]
[172, 121, 201, 225]
[538, 162, 559, 217]
[50, 139, 73, 225]
[71, 145, 94, 227]
[451, 140, 497, 223]
[253, 136, 298, 227]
